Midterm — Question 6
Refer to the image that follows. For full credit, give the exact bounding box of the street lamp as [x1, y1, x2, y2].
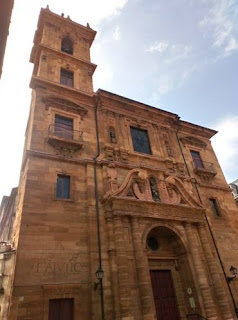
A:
[226, 265, 237, 282]
[226, 265, 238, 317]
[94, 267, 104, 290]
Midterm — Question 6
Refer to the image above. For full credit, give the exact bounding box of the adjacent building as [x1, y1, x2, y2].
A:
[0, 0, 14, 78]
[1, 7, 238, 320]
[229, 179, 238, 206]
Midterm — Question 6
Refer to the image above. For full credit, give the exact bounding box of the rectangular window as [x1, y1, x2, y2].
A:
[60, 68, 74, 87]
[55, 115, 73, 140]
[209, 198, 221, 217]
[190, 150, 204, 169]
[49, 298, 74, 320]
[56, 175, 70, 199]
[130, 127, 151, 154]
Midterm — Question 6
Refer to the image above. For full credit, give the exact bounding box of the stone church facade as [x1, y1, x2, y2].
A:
[1, 7, 238, 320]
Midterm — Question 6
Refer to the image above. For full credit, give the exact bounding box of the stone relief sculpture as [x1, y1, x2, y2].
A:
[103, 168, 152, 201]
[165, 176, 201, 207]
[103, 164, 202, 208]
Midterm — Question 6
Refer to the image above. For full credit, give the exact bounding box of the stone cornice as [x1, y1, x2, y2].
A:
[23, 150, 228, 193]
[197, 182, 231, 192]
[42, 95, 88, 117]
[30, 76, 94, 99]
[97, 90, 217, 140]
[104, 196, 205, 223]
[99, 106, 174, 129]
[35, 43, 97, 74]
[23, 150, 188, 178]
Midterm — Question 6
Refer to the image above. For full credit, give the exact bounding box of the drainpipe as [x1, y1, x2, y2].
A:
[93, 93, 105, 320]
[175, 121, 238, 317]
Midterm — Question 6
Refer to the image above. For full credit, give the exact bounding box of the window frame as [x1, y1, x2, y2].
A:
[54, 114, 74, 140]
[130, 126, 152, 155]
[190, 150, 204, 169]
[56, 174, 71, 200]
[209, 198, 222, 218]
[60, 68, 74, 87]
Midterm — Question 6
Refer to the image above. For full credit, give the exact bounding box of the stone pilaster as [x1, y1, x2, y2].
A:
[130, 217, 156, 320]
[106, 216, 120, 319]
[198, 223, 234, 320]
[113, 216, 133, 319]
[185, 222, 218, 319]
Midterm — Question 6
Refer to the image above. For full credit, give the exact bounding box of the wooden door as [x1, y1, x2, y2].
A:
[150, 270, 180, 320]
[49, 298, 74, 320]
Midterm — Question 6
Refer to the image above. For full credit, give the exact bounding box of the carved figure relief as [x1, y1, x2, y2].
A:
[104, 144, 129, 162]
[149, 177, 160, 202]
[103, 166, 201, 208]
[106, 163, 118, 192]
[109, 127, 117, 143]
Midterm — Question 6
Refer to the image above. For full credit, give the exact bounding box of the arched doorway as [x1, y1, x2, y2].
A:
[146, 226, 201, 320]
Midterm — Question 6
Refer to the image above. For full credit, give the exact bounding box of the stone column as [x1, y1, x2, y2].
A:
[184, 222, 217, 319]
[131, 217, 156, 320]
[198, 223, 234, 320]
[113, 216, 132, 319]
[106, 216, 120, 319]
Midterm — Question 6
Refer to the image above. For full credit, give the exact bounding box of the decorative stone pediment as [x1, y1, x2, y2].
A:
[43, 96, 88, 118]
[104, 168, 153, 202]
[103, 165, 202, 209]
[180, 136, 207, 148]
[165, 176, 201, 207]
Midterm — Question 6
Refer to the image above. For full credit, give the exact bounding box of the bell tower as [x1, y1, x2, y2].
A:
[7, 7, 102, 320]
[30, 7, 96, 93]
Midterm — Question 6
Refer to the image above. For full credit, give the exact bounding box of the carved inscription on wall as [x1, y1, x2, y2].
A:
[15, 251, 88, 285]
[32, 252, 83, 275]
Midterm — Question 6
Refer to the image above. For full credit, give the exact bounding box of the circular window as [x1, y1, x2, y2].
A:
[147, 237, 159, 251]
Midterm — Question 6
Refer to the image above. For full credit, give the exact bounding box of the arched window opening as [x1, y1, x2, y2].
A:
[61, 37, 73, 54]
[149, 177, 160, 202]
[109, 127, 117, 143]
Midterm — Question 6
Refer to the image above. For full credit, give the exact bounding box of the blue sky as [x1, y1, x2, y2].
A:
[0, 0, 238, 198]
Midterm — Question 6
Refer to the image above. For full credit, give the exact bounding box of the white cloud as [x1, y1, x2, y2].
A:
[211, 116, 238, 182]
[113, 26, 121, 40]
[152, 75, 174, 98]
[164, 45, 192, 64]
[146, 41, 169, 53]
[145, 41, 194, 95]
[146, 41, 192, 63]
[199, 0, 238, 57]
[157, 75, 174, 95]
[178, 63, 198, 87]
[225, 37, 238, 53]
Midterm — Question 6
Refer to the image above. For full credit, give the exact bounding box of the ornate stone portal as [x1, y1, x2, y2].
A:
[102, 164, 235, 319]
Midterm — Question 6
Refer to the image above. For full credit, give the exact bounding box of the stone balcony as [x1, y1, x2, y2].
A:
[191, 160, 217, 178]
[48, 124, 83, 151]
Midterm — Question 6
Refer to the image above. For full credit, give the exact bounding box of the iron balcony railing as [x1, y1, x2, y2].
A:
[48, 124, 83, 143]
[186, 314, 208, 320]
[191, 160, 217, 176]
